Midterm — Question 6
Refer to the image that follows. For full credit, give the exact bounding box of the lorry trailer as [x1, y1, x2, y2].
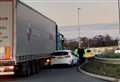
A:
[0, 0, 57, 76]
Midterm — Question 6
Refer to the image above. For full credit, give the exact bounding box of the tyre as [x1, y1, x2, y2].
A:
[21, 62, 31, 76]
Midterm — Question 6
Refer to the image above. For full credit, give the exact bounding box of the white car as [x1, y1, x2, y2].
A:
[50, 50, 78, 66]
[114, 49, 120, 53]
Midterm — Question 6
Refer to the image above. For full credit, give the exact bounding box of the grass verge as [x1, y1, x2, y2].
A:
[81, 60, 120, 78]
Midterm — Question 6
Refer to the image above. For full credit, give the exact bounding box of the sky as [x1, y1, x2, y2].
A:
[21, 0, 119, 39]
[59, 24, 118, 39]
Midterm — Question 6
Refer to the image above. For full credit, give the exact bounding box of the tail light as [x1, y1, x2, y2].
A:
[0, 47, 5, 58]
[8, 66, 14, 70]
[46, 59, 50, 63]
[0, 46, 11, 60]
[0, 66, 14, 72]
[5, 47, 11, 59]
[0, 67, 4, 72]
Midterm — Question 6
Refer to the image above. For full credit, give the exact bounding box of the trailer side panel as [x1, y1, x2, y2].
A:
[16, 1, 57, 62]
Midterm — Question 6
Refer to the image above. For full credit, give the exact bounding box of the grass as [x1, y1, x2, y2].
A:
[81, 60, 120, 78]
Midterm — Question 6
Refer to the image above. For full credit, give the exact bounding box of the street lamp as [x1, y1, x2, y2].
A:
[88, 38, 90, 48]
[78, 8, 81, 48]
[118, 0, 120, 48]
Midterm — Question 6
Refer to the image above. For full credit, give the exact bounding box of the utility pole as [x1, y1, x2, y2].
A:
[78, 8, 81, 48]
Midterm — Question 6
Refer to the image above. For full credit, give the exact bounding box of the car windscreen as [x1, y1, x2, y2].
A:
[51, 52, 68, 56]
[87, 50, 91, 52]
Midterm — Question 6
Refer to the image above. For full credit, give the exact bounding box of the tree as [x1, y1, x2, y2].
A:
[104, 34, 112, 46]
[63, 34, 118, 49]
[92, 35, 105, 47]
[63, 39, 78, 50]
[80, 37, 89, 48]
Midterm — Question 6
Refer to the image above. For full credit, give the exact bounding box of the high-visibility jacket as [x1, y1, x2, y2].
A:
[83, 49, 94, 58]
[73, 49, 79, 57]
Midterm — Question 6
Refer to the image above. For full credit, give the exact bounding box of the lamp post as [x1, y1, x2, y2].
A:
[118, 0, 120, 48]
[88, 38, 90, 48]
[78, 8, 81, 48]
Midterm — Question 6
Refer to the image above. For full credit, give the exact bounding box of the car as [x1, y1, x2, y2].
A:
[83, 49, 95, 61]
[114, 49, 120, 53]
[50, 50, 78, 66]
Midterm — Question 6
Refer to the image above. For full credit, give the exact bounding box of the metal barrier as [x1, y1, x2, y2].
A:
[94, 56, 120, 64]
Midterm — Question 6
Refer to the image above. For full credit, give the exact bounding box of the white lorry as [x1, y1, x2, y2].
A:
[0, 0, 57, 76]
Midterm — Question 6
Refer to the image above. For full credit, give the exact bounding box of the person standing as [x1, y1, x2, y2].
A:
[77, 48, 85, 65]
[73, 48, 79, 57]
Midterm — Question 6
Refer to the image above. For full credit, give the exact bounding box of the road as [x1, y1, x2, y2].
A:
[0, 66, 109, 82]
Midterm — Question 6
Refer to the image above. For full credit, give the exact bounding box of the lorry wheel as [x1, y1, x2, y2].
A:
[31, 61, 36, 74]
[21, 62, 31, 76]
[36, 61, 40, 73]
[26, 63, 31, 76]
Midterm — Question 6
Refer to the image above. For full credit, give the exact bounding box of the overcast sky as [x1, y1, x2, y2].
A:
[21, 0, 118, 26]
[21, 0, 119, 39]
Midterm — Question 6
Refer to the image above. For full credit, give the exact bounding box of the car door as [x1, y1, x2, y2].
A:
[71, 52, 79, 64]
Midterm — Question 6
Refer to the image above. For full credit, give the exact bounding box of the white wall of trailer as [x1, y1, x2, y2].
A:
[15, 1, 57, 62]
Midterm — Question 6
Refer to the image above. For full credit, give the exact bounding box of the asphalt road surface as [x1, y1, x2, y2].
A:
[0, 66, 110, 82]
